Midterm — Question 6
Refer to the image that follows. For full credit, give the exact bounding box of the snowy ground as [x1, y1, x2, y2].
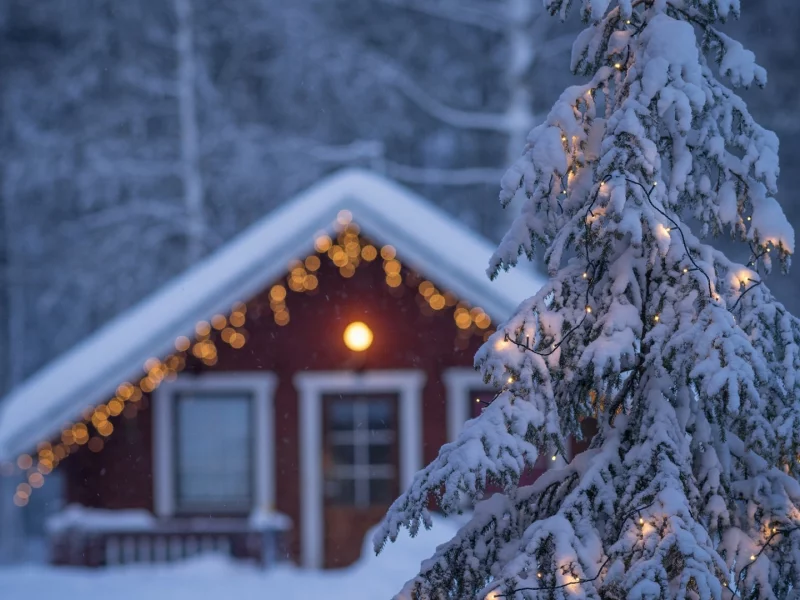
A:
[0, 517, 458, 600]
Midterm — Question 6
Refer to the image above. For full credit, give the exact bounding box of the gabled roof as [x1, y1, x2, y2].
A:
[0, 169, 544, 460]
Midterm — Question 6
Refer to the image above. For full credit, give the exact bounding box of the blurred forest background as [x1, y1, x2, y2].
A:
[0, 0, 798, 395]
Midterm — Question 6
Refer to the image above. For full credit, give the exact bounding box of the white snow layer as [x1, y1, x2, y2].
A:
[0, 514, 462, 600]
[45, 505, 157, 533]
[44, 504, 292, 534]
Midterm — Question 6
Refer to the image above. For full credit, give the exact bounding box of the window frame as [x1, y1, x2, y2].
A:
[153, 373, 277, 518]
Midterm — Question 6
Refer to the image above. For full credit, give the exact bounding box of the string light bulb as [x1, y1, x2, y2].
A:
[551, 454, 557, 461]
[537, 572, 542, 579]
[639, 516, 644, 525]
[654, 315, 660, 322]
[750, 555, 756, 561]
[586, 306, 592, 314]
[582, 272, 588, 279]
[683, 267, 688, 273]
[614, 62, 622, 70]
[652, 181, 658, 186]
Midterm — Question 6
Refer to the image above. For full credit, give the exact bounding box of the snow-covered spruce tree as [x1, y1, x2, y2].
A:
[376, 2, 800, 599]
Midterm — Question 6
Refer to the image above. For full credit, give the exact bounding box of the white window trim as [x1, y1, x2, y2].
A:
[295, 369, 425, 569]
[443, 367, 496, 442]
[153, 372, 277, 517]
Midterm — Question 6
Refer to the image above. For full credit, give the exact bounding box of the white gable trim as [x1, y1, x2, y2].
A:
[152, 373, 277, 517]
[0, 169, 543, 460]
[295, 369, 425, 569]
[442, 368, 497, 443]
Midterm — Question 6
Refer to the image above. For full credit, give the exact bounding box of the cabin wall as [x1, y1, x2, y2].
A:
[60, 255, 486, 563]
[63, 405, 154, 510]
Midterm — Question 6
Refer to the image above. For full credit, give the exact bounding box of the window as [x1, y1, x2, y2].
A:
[174, 391, 253, 513]
[153, 374, 275, 518]
[323, 394, 397, 507]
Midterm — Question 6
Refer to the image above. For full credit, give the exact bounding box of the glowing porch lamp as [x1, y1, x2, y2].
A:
[343, 321, 373, 352]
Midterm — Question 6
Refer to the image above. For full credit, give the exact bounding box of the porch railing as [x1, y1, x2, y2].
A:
[46, 505, 290, 567]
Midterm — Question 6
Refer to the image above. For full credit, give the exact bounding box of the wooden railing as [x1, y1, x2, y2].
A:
[47, 507, 289, 567]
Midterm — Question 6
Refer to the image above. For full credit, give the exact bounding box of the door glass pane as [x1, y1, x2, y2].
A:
[331, 444, 356, 466]
[324, 394, 398, 507]
[325, 477, 356, 504]
[175, 392, 252, 512]
[368, 443, 391, 465]
[367, 401, 392, 429]
[329, 400, 356, 431]
[368, 478, 394, 504]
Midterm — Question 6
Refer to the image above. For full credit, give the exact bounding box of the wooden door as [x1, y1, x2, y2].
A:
[322, 393, 399, 568]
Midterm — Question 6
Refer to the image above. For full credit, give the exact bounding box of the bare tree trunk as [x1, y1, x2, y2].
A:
[0, 164, 25, 563]
[1, 165, 25, 392]
[503, 0, 536, 167]
[498, 0, 554, 235]
[174, 0, 205, 265]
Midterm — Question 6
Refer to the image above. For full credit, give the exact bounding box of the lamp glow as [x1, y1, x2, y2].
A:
[343, 321, 373, 352]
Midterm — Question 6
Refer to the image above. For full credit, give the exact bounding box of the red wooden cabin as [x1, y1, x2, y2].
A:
[0, 170, 560, 569]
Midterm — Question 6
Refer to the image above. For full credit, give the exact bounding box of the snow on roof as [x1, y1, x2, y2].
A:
[0, 169, 545, 460]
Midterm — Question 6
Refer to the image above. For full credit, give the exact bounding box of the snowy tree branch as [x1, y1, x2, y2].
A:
[624, 178, 715, 297]
[496, 501, 656, 597]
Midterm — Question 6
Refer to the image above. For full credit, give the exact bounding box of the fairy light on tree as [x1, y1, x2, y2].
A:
[375, 3, 800, 600]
